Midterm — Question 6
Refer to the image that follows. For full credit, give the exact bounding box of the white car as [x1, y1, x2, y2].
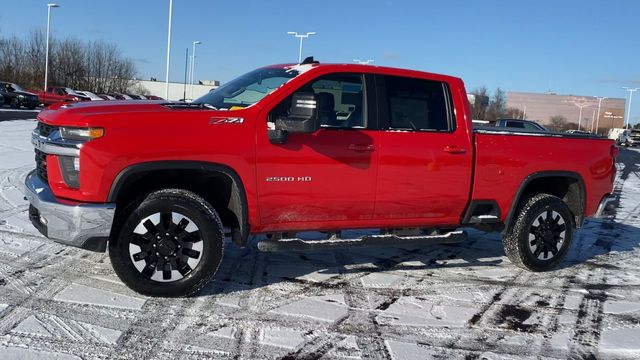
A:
[76, 91, 104, 101]
[608, 128, 630, 145]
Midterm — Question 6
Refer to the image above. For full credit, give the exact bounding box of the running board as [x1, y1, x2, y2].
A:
[257, 230, 467, 252]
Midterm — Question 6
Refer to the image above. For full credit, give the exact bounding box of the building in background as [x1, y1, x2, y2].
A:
[506, 91, 625, 134]
[137, 79, 220, 101]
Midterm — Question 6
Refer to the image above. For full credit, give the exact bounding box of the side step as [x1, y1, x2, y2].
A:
[257, 230, 467, 252]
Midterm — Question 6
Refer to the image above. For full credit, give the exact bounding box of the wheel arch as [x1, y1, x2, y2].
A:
[504, 171, 586, 232]
[108, 161, 250, 247]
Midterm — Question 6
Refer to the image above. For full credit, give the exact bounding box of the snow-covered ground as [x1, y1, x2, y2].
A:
[1, 119, 640, 359]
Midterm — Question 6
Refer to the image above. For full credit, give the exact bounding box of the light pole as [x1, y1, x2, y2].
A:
[574, 102, 591, 131]
[287, 32, 316, 63]
[353, 59, 374, 65]
[623, 87, 639, 130]
[164, 0, 173, 99]
[190, 41, 201, 99]
[44, 3, 60, 91]
[593, 96, 607, 134]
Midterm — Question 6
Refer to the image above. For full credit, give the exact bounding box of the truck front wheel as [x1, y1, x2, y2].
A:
[502, 194, 574, 271]
[109, 189, 224, 297]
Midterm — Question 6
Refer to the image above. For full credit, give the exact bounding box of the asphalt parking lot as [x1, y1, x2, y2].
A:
[0, 108, 41, 122]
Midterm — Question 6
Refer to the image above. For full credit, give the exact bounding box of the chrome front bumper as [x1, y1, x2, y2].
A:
[595, 195, 616, 218]
[24, 170, 115, 251]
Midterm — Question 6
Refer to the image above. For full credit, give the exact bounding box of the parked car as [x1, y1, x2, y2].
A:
[494, 119, 549, 131]
[145, 95, 164, 100]
[30, 86, 90, 106]
[0, 81, 39, 109]
[25, 60, 617, 297]
[566, 130, 592, 135]
[97, 94, 116, 100]
[608, 128, 630, 145]
[76, 91, 104, 101]
[627, 129, 640, 147]
[108, 93, 134, 100]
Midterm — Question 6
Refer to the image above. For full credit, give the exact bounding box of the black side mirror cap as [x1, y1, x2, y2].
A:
[267, 129, 288, 144]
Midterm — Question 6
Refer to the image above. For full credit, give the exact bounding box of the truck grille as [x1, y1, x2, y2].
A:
[37, 122, 57, 137]
[35, 149, 48, 182]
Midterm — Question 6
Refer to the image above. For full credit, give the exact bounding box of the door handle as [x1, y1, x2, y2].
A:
[348, 144, 375, 151]
[444, 145, 467, 154]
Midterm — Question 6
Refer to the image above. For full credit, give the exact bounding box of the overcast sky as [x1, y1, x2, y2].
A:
[2, 0, 639, 124]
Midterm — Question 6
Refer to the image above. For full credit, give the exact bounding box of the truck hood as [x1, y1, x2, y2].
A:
[37, 100, 248, 127]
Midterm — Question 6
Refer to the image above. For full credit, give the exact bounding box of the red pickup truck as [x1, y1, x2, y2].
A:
[25, 59, 617, 296]
[30, 86, 90, 106]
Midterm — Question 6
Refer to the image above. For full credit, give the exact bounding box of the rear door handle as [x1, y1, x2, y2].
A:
[444, 145, 467, 154]
[348, 144, 375, 152]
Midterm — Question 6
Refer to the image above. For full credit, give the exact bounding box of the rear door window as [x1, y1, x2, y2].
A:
[382, 76, 454, 131]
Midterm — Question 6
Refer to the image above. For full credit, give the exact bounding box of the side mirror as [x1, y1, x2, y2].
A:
[275, 92, 320, 133]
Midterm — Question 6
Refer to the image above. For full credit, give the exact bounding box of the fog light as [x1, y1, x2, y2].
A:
[58, 156, 80, 188]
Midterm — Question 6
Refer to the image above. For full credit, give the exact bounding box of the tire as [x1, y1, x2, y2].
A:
[502, 193, 574, 271]
[10, 97, 20, 109]
[109, 189, 224, 297]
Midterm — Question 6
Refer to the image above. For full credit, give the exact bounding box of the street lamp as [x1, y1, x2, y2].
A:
[164, 0, 173, 99]
[353, 59, 374, 65]
[44, 3, 60, 91]
[623, 87, 639, 130]
[574, 102, 591, 131]
[287, 31, 316, 63]
[189, 41, 202, 99]
[592, 96, 607, 134]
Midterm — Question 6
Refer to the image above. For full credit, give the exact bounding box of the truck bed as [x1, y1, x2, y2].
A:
[471, 128, 616, 223]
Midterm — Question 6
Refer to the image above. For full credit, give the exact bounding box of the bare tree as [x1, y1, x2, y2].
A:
[486, 88, 506, 121]
[0, 30, 137, 93]
[470, 86, 489, 120]
[548, 115, 573, 132]
[503, 107, 525, 119]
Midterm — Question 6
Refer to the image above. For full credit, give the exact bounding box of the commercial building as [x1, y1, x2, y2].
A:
[506, 91, 625, 134]
[137, 79, 220, 101]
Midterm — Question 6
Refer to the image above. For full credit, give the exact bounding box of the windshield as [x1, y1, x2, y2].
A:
[2, 82, 24, 92]
[193, 67, 297, 110]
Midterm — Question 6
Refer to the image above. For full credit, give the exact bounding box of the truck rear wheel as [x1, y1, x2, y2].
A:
[502, 193, 574, 271]
[109, 189, 224, 297]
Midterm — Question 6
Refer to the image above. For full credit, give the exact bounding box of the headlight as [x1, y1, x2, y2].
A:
[60, 127, 104, 142]
[17, 94, 25, 99]
[58, 156, 80, 188]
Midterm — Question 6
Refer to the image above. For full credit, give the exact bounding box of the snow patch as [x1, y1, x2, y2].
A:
[604, 300, 640, 314]
[360, 272, 405, 288]
[53, 283, 146, 310]
[260, 327, 306, 349]
[377, 297, 478, 328]
[386, 340, 438, 359]
[271, 294, 348, 323]
[0, 346, 81, 359]
[600, 327, 640, 355]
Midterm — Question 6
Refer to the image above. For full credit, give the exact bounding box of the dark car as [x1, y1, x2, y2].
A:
[494, 118, 548, 131]
[0, 81, 39, 109]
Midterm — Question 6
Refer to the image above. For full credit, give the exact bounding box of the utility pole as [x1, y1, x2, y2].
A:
[287, 32, 316, 63]
[164, 0, 173, 99]
[183, 47, 188, 101]
[574, 102, 591, 131]
[44, 3, 60, 91]
[623, 87, 639, 130]
[593, 96, 607, 134]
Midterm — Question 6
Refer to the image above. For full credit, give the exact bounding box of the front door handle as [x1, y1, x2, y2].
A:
[348, 144, 375, 152]
[444, 145, 467, 154]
